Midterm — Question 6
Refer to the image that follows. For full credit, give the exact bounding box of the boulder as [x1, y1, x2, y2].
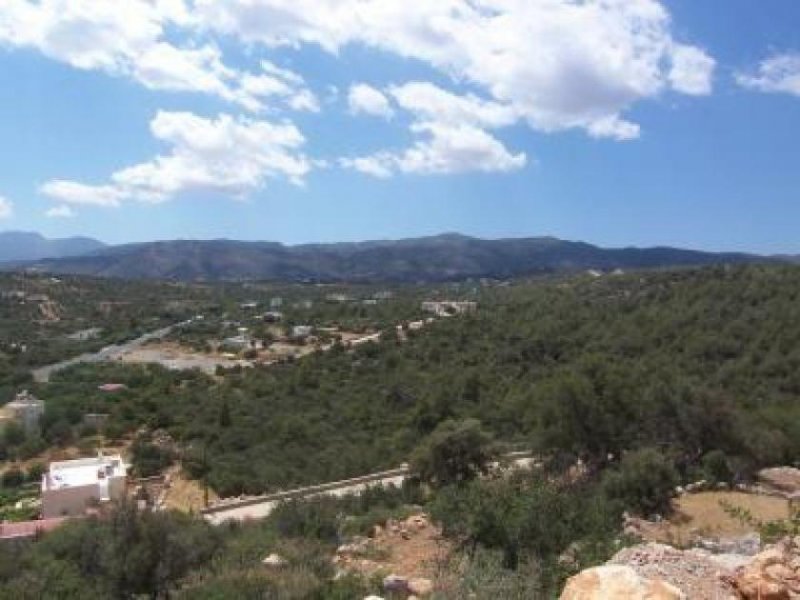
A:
[407, 577, 434, 597]
[560, 566, 685, 599]
[733, 573, 790, 600]
[731, 540, 795, 600]
[262, 553, 288, 568]
[383, 574, 409, 593]
[757, 467, 800, 495]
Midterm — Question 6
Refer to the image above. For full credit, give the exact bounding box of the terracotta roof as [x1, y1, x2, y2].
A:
[0, 517, 69, 540]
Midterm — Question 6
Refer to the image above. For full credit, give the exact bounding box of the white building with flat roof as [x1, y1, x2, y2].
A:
[41, 454, 127, 518]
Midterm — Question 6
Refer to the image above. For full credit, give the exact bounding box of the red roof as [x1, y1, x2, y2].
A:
[0, 517, 69, 540]
[98, 383, 127, 392]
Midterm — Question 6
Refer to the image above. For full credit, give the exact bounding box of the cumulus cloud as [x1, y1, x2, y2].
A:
[343, 82, 526, 177]
[737, 53, 800, 97]
[0, 196, 13, 219]
[42, 111, 312, 206]
[0, 0, 317, 113]
[45, 205, 76, 218]
[669, 45, 716, 96]
[389, 82, 517, 129]
[192, 0, 715, 139]
[348, 84, 394, 118]
[342, 122, 526, 177]
[4, 0, 718, 182]
[40, 181, 123, 207]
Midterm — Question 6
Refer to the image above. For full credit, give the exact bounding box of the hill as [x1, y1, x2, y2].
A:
[15, 233, 764, 281]
[0, 231, 105, 262]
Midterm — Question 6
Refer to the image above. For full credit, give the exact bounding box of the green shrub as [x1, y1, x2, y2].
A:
[411, 418, 497, 487]
[602, 448, 679, 516]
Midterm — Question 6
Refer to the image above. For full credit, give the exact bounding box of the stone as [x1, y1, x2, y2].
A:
[383, 574, 409, 593]
[337, 537, 370, 556]
[408, 577, 434, 597]
[765, 563, 794, 581]
[734, 573, 790, 600]
[262, 553, 288, 568]
[559, 566, 685, 600]
[758, 467, 800, 495]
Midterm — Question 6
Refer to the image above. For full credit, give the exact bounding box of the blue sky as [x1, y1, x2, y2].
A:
[0, 0, 798, 253]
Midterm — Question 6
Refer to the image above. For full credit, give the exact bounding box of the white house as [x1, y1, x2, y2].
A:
[41, 454, 127, 518]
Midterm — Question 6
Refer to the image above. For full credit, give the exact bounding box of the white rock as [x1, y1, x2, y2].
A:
[262, 553, 288, 568]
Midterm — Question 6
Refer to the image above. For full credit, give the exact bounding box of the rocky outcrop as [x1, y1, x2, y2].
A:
[562, 536, 800, 599]
[560, 565, 685, 599]
[758, 468, 800, 496]
[608, 543, 739, 599]
[729, 536, 800, 599]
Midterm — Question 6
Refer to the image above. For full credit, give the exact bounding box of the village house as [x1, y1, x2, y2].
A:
[420, 301, 478, 317]
[291, 325, 313, 340]
[41, 454, 127, 518]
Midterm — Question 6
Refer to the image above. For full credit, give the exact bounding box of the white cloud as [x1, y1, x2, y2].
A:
[669, 45, 715, 96]
[342, 121, 526, 177]
[40, 181, 123, 207]
[42, 111, 312, 205]
[0, 0, 317, 113]
[389, 82, 517, 128]
[192, 0, 715, 139]
[45, 205, 76, 218]
[737, 53, 800, 97]
[397, 122, 526, 175]
[0, 196, 13, 219]
[345, 82, 525, 177]
[348, 84, 394, 118]
[339, 155, 394, 178]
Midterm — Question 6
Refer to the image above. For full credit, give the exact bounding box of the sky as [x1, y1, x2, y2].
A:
[0, 0, 798, 253]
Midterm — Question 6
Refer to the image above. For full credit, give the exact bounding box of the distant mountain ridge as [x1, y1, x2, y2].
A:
[8, 233, 770, 282]
[0, 231, 105, 262]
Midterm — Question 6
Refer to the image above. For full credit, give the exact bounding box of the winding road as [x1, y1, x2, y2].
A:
[32, 320, 191, 383]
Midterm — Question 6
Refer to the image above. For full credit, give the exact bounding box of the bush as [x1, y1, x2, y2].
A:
[702, 449, 733, 484]
[411, 418, 496, 487]
[130, 435, 174, 477]
[269, 497, 341, 543]
[602, 447, 679, 516]
[1, 467, 24, 488]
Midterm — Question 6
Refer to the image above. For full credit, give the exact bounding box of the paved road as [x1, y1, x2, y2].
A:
[204, 472, 408, 525]
[202, 452, 535, 525]
[32, 320, 192, 383]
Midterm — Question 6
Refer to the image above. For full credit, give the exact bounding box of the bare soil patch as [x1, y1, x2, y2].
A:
[647, 492, 789, 546]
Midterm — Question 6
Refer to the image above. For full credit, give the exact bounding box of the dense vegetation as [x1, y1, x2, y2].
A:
[3, 264, 800, 597]
[8, 264, 800, 497]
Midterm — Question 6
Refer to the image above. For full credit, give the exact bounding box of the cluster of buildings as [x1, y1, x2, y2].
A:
[1, 389, 130, 541]
[420, 301, 478, 317]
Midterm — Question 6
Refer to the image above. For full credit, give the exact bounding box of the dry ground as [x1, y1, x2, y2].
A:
[161, 468, 219, 513]
[646, 491, 790, 546]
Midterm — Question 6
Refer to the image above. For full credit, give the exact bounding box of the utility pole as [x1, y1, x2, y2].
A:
[203, 443, 209, 509]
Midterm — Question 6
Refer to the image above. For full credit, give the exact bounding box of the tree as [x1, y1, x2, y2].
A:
[601, 447, 679, 516]
[411, 418, 496, 487]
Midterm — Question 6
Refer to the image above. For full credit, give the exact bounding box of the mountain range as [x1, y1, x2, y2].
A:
[1, 232, 771, 282]
[0, 231, 106, 262]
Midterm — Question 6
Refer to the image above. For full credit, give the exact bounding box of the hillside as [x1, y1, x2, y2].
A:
[0, 231, 105, 262]
[14, 233, 764, 282]
[3, 264, 800, 597]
